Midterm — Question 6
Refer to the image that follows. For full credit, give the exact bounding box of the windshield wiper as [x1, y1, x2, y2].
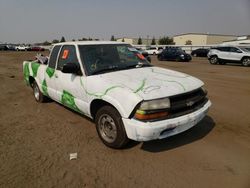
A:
[91, 65, 119, 75]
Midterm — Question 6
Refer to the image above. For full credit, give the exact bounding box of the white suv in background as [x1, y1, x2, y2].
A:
[145, 46, 163, 55]
[207, 46, 250, 66]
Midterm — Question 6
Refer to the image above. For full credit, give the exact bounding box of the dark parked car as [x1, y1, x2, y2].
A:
[28, 46, 45, 51]
[191, 48, 209, 57]
[158, 48, 192, 62]
[6, 45, 16, 51]
[0, 45, 8, 51]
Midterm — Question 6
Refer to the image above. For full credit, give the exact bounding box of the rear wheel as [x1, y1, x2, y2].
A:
[33, 81, 46, 103]
[95, 105, 129, 149]
[242, 57, 250, 67]
[209, 56, 218, 65]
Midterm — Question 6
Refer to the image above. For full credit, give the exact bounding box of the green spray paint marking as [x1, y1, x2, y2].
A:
[80, 78, 124, 98]
[46, 67, 55, 78]
[61, 90, 82, 113]
[134, 78, 146, 93]
[41, 79, 49, 96]
[23, 63, 30, 85]
[31, 62, 40, 77]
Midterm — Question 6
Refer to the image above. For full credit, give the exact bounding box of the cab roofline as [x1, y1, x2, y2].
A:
[53, 41, 128, 46]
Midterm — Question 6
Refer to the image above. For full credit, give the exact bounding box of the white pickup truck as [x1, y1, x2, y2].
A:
[23, 41, 211, 148]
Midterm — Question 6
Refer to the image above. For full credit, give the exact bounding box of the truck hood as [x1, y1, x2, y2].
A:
[92, 66, 204, 100]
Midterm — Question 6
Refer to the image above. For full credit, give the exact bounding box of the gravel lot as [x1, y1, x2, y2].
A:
[0, 51, 250, 188]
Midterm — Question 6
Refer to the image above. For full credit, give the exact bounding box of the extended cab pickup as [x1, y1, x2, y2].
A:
[23, 41, 211, 148]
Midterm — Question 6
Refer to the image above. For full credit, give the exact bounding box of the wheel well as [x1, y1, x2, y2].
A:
[210, 55, 218, 58]
[90, 99, 117, 120]
[241, 56, 250, 61]
[29, 76, 35, 87]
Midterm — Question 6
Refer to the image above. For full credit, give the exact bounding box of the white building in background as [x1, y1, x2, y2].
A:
[173, 33, 237, 45]
[222, 36, 250, 45]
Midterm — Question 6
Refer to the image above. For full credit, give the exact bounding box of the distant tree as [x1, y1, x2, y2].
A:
[95, 39, 100, 41]
[158, 36, 175, 45]
[137, 37, 142, 45]
[72, 39, 75, 41]
[122, 38, 125, 42]
[79, 38, 88, 41]
[110, 35, 115, 41]
[151, 37, 156, 45]
[60, 36, 66, 42]
[88, 37, 93, 41]
[52, 39, 59, 44]
[43, 41, 51, 45]
[185, 40, 192, 45]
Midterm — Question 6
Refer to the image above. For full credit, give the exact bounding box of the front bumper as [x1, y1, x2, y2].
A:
[122, 100, 211, 141]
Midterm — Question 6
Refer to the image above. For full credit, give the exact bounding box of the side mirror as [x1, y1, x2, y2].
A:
[142, 52, 149, 57]
[62, 63, 81, 74]
[236, 50, 242, 53]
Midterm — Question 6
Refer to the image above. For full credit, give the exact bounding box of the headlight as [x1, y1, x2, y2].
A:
[180, 54, 185, 58]
[140, 98, 170, 110]
[134, 98, 170, 121]
[201, 86, 207, 94]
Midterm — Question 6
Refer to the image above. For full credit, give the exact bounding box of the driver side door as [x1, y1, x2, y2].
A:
[54, 45, 89, 114]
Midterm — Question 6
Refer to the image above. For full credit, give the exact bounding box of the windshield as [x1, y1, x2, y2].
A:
[78, 44, 151, 75]
[239, 47, 250, 52]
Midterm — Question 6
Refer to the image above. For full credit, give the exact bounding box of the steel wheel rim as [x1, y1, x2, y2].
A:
[34, 84, 40, 101]
[98, 114, 117, 143]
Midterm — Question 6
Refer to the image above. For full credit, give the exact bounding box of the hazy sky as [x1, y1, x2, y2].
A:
[0, 0, 249, 43]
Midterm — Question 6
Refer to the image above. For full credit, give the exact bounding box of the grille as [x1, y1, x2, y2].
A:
[168, 88, 207, 119]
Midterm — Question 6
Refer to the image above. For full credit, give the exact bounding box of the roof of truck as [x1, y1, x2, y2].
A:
[54, 41, 128, 46]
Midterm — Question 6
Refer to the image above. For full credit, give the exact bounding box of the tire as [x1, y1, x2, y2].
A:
[209, 56, 218, 65]
[157, 56, 163, 61]
[242, 57, 250, 67]
[33, 81, 46, 103]
[95, 105, 129, 149]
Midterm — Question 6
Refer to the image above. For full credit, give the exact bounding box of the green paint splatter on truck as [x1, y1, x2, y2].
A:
[42, 79, 49, 96]
[23, 63, 30, 85]
[80, 78, 124, 98]
[61, 90, 82, 113]
[134, 78, 146, 93]
[46, 67, 55, 78]
[31, 62, 40, 77]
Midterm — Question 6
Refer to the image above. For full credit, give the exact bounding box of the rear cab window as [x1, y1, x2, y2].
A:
[48, 45, 61, 69]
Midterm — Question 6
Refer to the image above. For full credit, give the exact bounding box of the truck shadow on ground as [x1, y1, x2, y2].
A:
[139, 116, 215, 153]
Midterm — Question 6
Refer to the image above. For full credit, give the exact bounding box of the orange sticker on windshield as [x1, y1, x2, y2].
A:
[137, 53, 145, 60]
[62, 50, 69, 59]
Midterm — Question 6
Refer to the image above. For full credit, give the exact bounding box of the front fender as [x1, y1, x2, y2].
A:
[88, 87, 143, 118]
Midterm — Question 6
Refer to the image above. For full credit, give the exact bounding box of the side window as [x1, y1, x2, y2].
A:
[48, 45, 61, 68]
[230, 47, 241, 53]
[219, 47, 230, 52]
[57, 45, 79, 70]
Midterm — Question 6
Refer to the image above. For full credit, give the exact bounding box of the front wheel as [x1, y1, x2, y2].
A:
[95, 106, 129, 149]
[33, 81, 46, 103]
[242, 57, 250, 67]
[209, 56, 218, 64]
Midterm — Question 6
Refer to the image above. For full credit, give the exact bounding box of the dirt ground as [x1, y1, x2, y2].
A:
[0, 51, 250, 188]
